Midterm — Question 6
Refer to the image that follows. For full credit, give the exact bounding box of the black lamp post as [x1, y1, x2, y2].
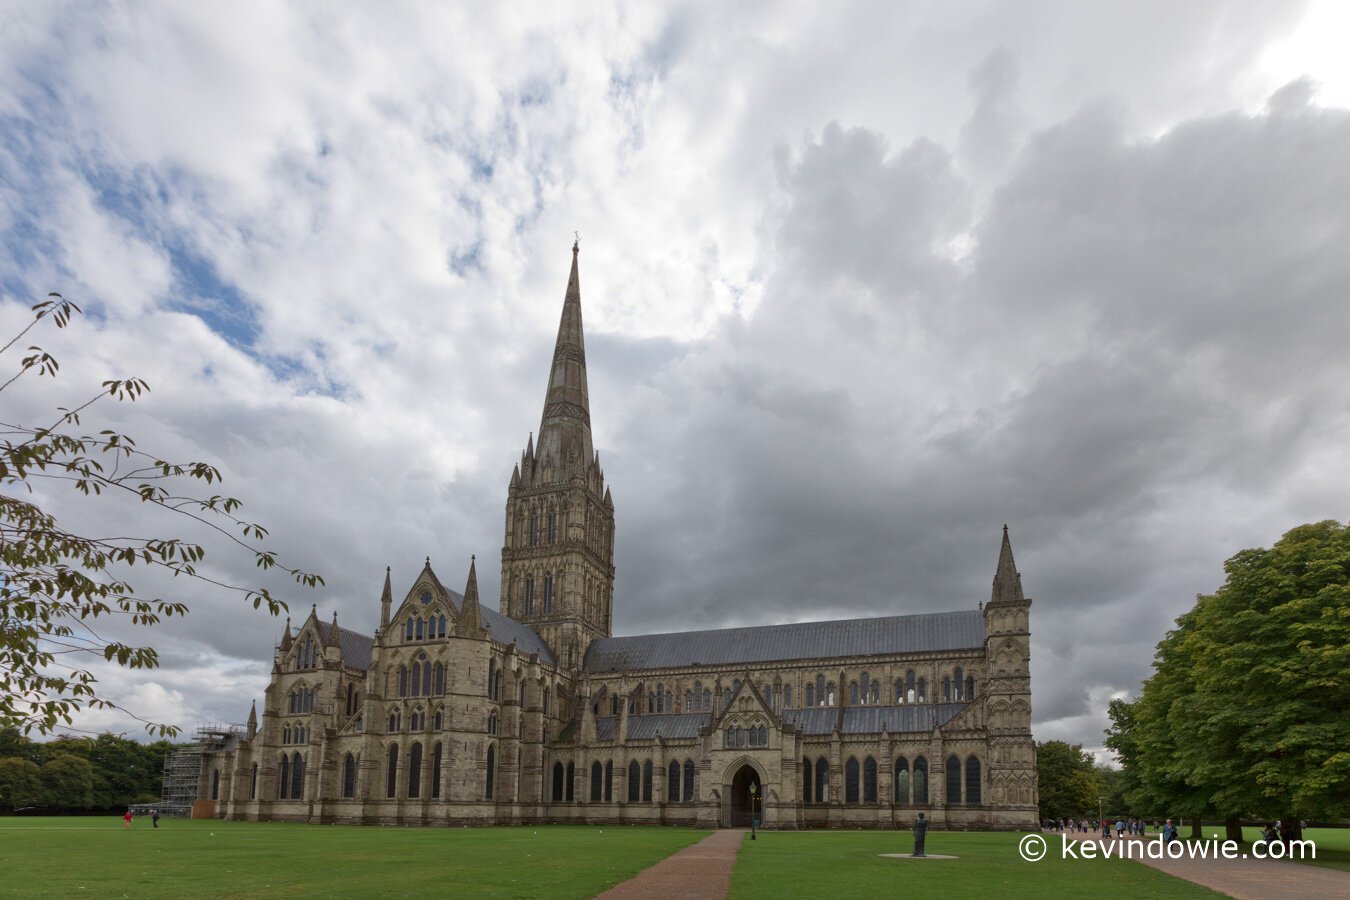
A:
[749, 782, 758, 840]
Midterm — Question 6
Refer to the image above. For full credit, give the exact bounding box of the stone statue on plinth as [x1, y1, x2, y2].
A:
[912, 812, 928, 857]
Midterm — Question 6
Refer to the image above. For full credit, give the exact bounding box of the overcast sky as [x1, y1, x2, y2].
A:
[3, 1, 1349, 758]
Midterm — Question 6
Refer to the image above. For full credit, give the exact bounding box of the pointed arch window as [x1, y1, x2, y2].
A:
[290, 751, 305, 800]
[702, 688, 711, 710]
[524, 578, 535, 616]
[860, 671, 870, 703]
[966, 676, 976, 700]
[488, 661, 498, 701]
[805, 684, 815, 707]
[548, 512, 557, 543]
[433, 708, 444, 731]
[946, 755, 962, 805]
[965, 757, 982, 805]
[849, 681, 859, 705]
[802, 756, 812, 803]
[827, 682, 836, 705]
[552, 762, 564, 802]
[398, 665, 409, 698]
[278, 754, 290, 799]
[412, 660, 423, 697]
[869, 681, 880, 704]
[250, 763, 258, 800]
[386, 744, 398, 798]
[894, 757, 910, 804]
[914, 757, 929, 804]
[845, 757, 860, 803]
[642, 760, 653, 802]
[895, 678, 904, 703]
[343, 753, 357, 799]
[388, 709, 401, 733]
[684, 689, 693, 711]
[683, 759, 695, 802]
[591, 761, 603, 802]
[815, 675, 825, 706]
[566, 762, 575, 802]
[605, 761, 614, 802]
[529, 513, 538, 546]
[863, 757, 878, 803]
[415, 618, 425, 641]
[942, 676, 952, 702]
[784, 685, 793, 708]
[485, 744, 496, 800]
[815, 757, 829, 803]
[627, 761, 640, 802]
[438, 615, 447, 637]
[431, 743, 443, 799]
[543, 575, 553, 614]
[917, 678, 927, 703]
[408, 743, 423, 798]
[405, 618, 414, 642]
[954, 667, 964, 701]
[543, 688, 550, 715]
[668, 760, 681, 802]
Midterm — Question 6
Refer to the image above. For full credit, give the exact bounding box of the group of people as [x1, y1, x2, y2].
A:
[1041, 817, 1151, 835]
[1042, 817, 1168, 839]
[121, 809, 161, 829]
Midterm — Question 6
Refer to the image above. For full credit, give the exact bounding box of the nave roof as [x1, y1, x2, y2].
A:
[583, 608, 985, 673]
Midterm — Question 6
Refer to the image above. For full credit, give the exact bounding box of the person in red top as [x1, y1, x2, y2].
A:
[122, 809, 133, 829]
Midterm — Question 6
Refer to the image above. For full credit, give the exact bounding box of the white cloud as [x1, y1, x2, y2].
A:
[1, 3, 1346, 755]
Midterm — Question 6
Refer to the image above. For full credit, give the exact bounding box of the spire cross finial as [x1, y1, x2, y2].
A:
[573, 232, 580, 255]
[425, 555, 430, 566]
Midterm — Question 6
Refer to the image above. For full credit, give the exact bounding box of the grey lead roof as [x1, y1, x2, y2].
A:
[435, 586, 556, 665]
[780, 703, 967, 735]
[590, 704, 966, 741]
[593, 714, 710, 741]
[584, 609, 985, 673]
[316, 621, 373, 670]
[480, 606, 556, 665]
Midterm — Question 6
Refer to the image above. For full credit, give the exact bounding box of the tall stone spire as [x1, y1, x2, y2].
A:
[533, 240, 593, 482]
[379, 566, 393, 627]
[460, 556, 482, 634]
[990, 524, 1025, 605]
[500, 242, 615, 666]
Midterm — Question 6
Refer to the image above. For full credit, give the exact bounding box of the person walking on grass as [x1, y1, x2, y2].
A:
[152, 810, 160, 829]
[122, 809, 133, 830]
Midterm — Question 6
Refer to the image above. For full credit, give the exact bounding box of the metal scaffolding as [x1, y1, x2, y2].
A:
[160, 724, 243, 817]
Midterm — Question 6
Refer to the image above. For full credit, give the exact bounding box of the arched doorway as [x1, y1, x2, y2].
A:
[730, 764, 761, 828]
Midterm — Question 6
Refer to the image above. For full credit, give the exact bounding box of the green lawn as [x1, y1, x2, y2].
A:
[729, 831, 1227, 900]
[0, 818, 709, 899]
[2, 818, 1343, 898]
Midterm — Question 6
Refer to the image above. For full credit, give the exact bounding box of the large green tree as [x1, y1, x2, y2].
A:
[1036, 740, 1102, 820]
[39, 753, 94, 809]
[1, 296, 322, 735]
[1106, 521, 1350, 841]
[0, 757, 43, 811]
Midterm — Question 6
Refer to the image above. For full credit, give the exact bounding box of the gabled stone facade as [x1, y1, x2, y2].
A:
[204, 244, 1038, 829]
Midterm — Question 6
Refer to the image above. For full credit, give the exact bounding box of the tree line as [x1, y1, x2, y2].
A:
[0, 728, 179, 812]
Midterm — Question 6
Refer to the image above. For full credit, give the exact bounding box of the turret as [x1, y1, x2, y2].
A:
[379, 567, 392, 628]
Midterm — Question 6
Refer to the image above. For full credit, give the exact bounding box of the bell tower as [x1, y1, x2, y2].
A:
[500, 241, 615, 670]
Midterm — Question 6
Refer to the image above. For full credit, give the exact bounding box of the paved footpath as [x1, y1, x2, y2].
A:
[595, 828, 746, 900]
[1077, 834, 1350, 900]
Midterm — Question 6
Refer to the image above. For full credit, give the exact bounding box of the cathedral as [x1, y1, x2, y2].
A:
[201, 244, 1038, 829]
